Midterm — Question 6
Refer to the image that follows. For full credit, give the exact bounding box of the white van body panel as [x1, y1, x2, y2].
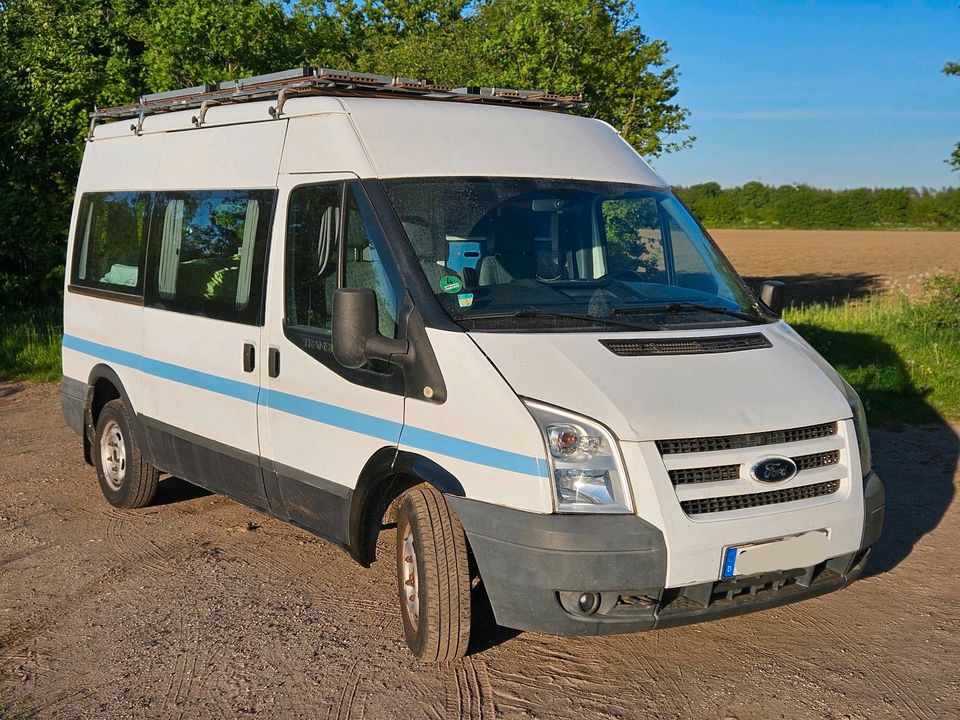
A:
[343, 98, 668, 185]
[82, 119, 287, 190]
[468, 322, 852, 442]
[398, 329, 554, 514]
[278, 114, 376, 177]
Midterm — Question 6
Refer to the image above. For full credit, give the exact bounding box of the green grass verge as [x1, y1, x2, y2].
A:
[786, 274, 960, 424]
[0, 314, 62, 382]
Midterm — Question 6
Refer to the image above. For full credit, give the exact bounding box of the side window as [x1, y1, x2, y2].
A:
[147, 189, 275, 324]
[343, 184, 400, 339]
[600, 197, 666, 281]
[284, 183, 341, 334]
[72, 192, 151, 294]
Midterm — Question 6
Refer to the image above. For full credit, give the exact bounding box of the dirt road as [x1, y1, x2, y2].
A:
[2, 382, 959, 719]
[710, 229, 960, 305]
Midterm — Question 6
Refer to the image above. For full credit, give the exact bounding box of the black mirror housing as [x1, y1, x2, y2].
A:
[759, 280, 785, 317]
[332, 288, 409, 369]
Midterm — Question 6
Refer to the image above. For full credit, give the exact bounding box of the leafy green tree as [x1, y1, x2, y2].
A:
[946, 60, 959, 171]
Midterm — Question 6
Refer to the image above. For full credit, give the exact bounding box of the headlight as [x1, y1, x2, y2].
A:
[523, 399, 633, 514]
[840, 377, 872, 475]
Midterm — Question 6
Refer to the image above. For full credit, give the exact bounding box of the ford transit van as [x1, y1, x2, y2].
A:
[60, 68, 884, 661]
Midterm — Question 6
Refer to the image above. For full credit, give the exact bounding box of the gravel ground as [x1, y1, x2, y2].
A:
[1, 381, 958, 719]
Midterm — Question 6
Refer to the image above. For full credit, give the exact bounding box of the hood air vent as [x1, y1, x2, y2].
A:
[600, 333, 772, 357]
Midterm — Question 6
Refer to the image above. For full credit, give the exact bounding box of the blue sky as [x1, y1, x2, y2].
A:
[634, 0, 960, 189]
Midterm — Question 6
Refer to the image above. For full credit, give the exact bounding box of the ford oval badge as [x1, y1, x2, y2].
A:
[751, 457, 798, 483]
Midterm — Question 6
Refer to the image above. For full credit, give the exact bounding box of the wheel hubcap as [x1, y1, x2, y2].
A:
[100, 420, 127, 491]
[402, 524, 420, 630]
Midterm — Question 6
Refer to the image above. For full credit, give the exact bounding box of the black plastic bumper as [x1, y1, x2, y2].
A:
[448, 471, 884, 636]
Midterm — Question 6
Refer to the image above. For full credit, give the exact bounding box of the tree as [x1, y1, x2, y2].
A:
[946, 60, 959, 171]
[0, 0, 691, 313]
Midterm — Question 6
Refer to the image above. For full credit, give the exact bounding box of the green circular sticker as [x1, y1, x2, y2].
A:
[439, 275, 463, 293]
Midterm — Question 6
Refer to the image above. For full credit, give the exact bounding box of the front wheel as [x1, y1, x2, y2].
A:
[396, 484, 472, 662]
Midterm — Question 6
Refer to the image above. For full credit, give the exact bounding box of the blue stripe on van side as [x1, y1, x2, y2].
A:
[62, 334, 547, 478]
[260, 388, 403, 443]
[399, 425, 547, 478]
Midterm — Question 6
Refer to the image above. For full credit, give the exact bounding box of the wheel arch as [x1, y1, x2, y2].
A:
[348, 447, 465, 567]
[84, 364, 150, 463]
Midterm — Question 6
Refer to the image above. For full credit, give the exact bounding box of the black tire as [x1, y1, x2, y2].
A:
[94, 399, 159, 509]
[396, 484, 472, 662]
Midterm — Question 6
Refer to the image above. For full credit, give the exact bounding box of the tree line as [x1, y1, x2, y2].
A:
[675, 182, 960, 231]
[0, 0, 691, 313]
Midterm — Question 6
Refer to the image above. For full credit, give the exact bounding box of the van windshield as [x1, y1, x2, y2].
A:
[381, 177, 767, 331]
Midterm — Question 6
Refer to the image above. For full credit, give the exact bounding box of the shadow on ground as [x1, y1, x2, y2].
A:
[153, 475, 212, 506]
[789, 324, 958, 579]
[745, 272, 884, 306]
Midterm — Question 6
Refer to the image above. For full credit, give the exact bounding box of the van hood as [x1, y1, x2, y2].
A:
[469, 322, 851, 442]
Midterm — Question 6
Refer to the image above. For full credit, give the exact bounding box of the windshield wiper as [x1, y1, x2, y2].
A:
[454, 309, 662, 331]
[614, 302, 767, 324]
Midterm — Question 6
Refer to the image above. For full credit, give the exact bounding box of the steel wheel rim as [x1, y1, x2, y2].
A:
[100, 420, 127, 491]
[401, 523, 420, 630]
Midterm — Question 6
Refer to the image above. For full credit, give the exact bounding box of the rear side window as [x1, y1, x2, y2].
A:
[146, 190, 276, 324]
[71, 192, 151, 294]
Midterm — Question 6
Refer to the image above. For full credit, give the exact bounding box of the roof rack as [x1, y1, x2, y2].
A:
[89, 66, 584, 135]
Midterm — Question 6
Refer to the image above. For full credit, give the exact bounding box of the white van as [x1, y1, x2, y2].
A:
[61, 68, 884, 661]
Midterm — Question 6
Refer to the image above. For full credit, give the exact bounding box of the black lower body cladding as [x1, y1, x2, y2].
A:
[60, 376, 87, 436]
[446, 497, 668, 635]
[449, 472, 884, 636]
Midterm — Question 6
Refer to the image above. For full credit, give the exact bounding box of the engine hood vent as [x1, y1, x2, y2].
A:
[600, 332, 773, 357]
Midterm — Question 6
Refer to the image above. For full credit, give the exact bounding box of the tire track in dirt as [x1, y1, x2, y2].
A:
[103, 511, 170, 573]
[328, 661, 365, 720]
[445, 656, 496, 720]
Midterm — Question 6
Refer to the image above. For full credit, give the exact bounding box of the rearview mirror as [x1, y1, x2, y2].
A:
[332, 288, 410, 369]
[759, 280, 785, 317]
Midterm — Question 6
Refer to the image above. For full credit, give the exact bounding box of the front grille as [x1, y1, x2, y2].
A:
[657, 422, 838, 455]
[600, 333, 772, 357]
[669, 449, 841, 486]
[680, 480, 840, 515]
[793, 449, 840, 471]
[669, 464, 740, 485]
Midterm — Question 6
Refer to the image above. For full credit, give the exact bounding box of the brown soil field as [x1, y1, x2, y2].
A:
[2, 383, 959, 719]
[710, 229, 960, 305]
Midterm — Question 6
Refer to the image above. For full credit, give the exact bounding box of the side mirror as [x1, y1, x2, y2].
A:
[759, 280, 786, 317]
[332, 288, 410, 369]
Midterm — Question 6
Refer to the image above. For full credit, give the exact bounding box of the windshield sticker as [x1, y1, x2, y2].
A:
[440, 275, 463, 293]
[457, 293, 474, 308]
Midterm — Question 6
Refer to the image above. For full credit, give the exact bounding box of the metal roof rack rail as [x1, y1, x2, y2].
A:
[88, 66, 584, 137]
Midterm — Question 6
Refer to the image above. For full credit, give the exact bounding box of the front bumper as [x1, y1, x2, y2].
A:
[448, 470, 884, 636]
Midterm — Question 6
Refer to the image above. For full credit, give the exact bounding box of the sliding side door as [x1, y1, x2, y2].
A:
[140, 188, 276, 509]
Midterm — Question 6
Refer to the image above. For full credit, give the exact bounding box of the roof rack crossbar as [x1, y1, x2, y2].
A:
[89, 66, 585, 130]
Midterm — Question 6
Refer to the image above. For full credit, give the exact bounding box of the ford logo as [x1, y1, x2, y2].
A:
[751, 457, 798, 483]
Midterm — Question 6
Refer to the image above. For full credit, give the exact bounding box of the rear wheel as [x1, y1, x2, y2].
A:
[94, 399, 159, 509]
[395, 484, 471, 662]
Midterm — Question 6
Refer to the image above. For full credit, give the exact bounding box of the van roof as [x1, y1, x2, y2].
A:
[84, 68, 668, 188]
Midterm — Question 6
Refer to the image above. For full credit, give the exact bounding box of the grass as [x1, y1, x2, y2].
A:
[786, 274, 960, 424]
[2, 275, 958, 424]
[0, 313, 62, 382]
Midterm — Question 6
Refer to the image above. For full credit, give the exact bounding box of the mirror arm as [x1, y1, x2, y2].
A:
[364, 335, 410, 364]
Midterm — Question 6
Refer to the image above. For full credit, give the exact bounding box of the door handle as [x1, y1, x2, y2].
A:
[268, 347, 281, 378]
[243, 343, 256, 373]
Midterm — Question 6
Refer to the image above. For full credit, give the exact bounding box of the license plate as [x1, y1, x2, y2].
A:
[721, 530, 829, 580]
